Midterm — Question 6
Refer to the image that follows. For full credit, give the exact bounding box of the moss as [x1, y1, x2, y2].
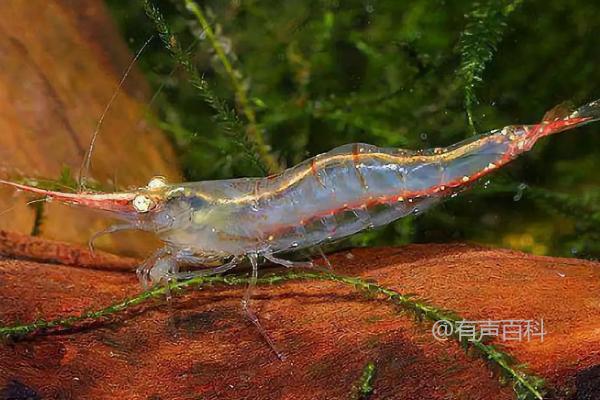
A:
[350, 361, 376, 400]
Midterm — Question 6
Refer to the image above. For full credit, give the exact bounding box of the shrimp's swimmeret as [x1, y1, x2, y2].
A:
[1, 99, 599, 285]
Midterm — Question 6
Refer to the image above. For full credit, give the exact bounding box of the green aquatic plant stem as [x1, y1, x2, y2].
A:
[143, 0, 270, 176]
[182, 1, 281, 174]
[29, 200, 44, 237]
[351, 361, 376, 400]
[0, 270, 543, 399]
[184, 0, 250, 120]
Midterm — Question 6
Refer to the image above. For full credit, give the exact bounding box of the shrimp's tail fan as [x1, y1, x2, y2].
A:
[572, 98, 600, 122]
[537, 98, 600, 138]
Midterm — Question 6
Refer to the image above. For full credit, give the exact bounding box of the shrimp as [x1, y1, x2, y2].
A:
[1, 99, 599, 283]
[1, 98, 598, 357]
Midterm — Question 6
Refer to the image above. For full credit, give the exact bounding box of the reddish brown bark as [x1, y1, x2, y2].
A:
[0, 231, 598, 399]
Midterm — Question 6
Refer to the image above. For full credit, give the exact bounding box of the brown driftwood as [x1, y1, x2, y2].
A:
[0, 231, 598, 399]
[0, 0, 180, 256]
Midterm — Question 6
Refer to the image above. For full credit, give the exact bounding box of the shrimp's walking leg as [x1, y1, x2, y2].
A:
[243, 253, 285, 360]
[315, 246, 332, 270]
[136, 247, 172, 288]
[169, 256, 241, 280]
[263, 252, 313, 269]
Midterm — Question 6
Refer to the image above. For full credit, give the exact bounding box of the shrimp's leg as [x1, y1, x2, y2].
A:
[169, 256, 241, 280]
[152, 256, 178, 302]
[89, 223, 135, 255]
[315, 246, 333, 269]
[262, 252, 313, 269]
[243, 253, 285, 360]
[136, 247, 172, 288]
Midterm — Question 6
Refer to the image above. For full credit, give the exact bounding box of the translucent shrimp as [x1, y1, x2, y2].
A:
[0, 99, 598, 357]
[1, 99, 598, 284]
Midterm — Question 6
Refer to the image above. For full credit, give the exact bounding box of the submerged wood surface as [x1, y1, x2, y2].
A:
[0, 0, 180, 255]
[0, 230, 598, 399]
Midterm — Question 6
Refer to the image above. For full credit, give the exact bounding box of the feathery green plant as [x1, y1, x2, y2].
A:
[28, 200, 44, 237]
[350, 361, 376, 400]
[143, 0, 271, 175]
[457, 0, 524, 133]
[182, 0, 281, 174]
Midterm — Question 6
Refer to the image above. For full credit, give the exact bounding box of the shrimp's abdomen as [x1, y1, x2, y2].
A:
[259, 133, 516, 252]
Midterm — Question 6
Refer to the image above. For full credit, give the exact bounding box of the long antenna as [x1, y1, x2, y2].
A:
[78, 35, 154, 191]
[0, 197, 49, 218]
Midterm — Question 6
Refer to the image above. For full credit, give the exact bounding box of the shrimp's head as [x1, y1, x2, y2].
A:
[126, 176, 171, 215]
[111, 176, 197, 233]
[0, 176, 173, 220]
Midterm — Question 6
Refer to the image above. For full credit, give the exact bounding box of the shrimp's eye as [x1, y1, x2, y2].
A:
[132, 194, 154, 213]
[147, 176, 167, 190]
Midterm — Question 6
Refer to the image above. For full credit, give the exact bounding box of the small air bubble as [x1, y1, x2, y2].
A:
[219, 37, 232, 55]
[291, 242, 299, 248]
[420, 132, 428, 140]
[513, 183, 528, 202]
[365, 4, 375, 13]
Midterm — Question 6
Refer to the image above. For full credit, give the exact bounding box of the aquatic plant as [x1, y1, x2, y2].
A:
[457, 0, 524, 132]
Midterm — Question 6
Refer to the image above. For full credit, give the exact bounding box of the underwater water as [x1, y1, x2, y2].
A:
[105, 0, 600, 259]
[0, 2, 598, 400]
